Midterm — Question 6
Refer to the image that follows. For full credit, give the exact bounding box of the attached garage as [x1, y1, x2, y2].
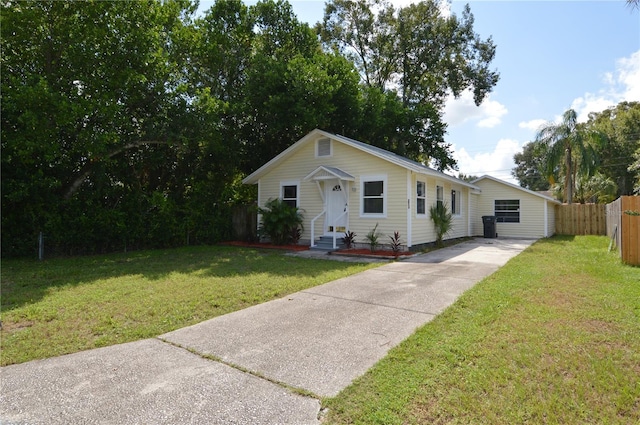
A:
[471, 175, 560, 239]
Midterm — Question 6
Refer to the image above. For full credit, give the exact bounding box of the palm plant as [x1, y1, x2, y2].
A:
[364, 223, 383, 252]
[535, 109, 601, 204]
[574, 172, 618, 204]
[257, 198, 304, 245]
[429, 202, 453, 248]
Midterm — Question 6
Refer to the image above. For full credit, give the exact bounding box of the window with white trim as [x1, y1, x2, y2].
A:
[451, 189, 461, 215]
[416, 181, 426, 215]
[361, 176, 386, 216]
[436, 185, 444, 208]
[281, 182, 299, 208]
[495, 199, 520, 223]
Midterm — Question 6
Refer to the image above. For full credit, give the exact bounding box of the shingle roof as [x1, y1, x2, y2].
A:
[304, 166, 355, 181]
[472, 175, 562, 204]
[243, 129, 480, 190]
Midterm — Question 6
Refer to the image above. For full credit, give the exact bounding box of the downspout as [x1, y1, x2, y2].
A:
[544, 200, 549, 237]
[407, 170, 412, 248]
[257, 178, 263, 239]
[467, 189, 472, 237]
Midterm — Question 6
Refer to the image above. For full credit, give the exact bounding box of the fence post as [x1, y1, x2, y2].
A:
[38, 232, 44, 261]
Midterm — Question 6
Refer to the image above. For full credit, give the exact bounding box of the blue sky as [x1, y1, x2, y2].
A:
[198, 0, 640, 183]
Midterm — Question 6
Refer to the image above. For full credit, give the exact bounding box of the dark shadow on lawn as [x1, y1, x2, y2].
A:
[1, 245, 372, 312]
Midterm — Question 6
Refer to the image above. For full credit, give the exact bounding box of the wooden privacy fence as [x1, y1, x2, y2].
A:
[232, 204, 257, 241]
[606, 196, 640, 266]
[555, 203, 606, 236]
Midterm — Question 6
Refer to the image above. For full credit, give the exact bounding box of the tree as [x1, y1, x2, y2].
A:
[574, 172, 618, 204]
[512, 141, 551, 191]
[318, 0, 499, 170]
[630, 149, 640, 194]
[457, 173, 479, 183]
[2, 1, 184, 254]
[317, 0, 397, 89]
[585, 102, 640, 196]
[1, 0, 243, 257]
[534, 109, 601, 204]
[192, 0, 362, 175]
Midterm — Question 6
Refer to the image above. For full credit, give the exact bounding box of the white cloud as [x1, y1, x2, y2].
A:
[453, 138, 522, 184]
[518, 119, 546, 132]
[617, 50, 640, 100]
[571, 49, 640, 122]
[478, 99, 508, 128]
[444, 89, 508, 129]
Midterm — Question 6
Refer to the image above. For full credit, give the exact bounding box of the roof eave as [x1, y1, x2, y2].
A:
[472, 175, 561, 204]
[330, 133, 479, 190]
[242, 129, 330, 184]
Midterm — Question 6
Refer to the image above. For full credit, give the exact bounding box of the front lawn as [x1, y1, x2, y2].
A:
[323, 236, 640, 424]
[0, 245, 377, 366]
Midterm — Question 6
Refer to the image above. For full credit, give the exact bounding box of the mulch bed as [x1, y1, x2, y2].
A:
[222, 241, 309, 251]
[221, 242, 416, 259]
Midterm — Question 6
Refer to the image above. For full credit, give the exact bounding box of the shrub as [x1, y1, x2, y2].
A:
[342, 230, 357, 249]
[389, 231, 402, 255]
[429, 202, 453, 248]
[364, 223, 383, 252]
[289, 226, 302, 245]
[257, 198, 304, 245]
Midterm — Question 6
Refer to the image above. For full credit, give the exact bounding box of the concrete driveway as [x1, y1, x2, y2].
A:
[0, 238, 534, 425]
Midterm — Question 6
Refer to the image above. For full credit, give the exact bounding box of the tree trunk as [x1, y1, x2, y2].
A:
[565, 145, 573, 204]
[63, 140, 168, 199]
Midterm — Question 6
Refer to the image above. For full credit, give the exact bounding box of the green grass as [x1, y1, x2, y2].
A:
[0, 245, 377, 366]
[323, 236, 640, 424]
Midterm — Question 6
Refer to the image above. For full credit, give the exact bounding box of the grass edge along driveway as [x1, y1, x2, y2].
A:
[322, 235, 640, 424]
[0, 245, 378, 366]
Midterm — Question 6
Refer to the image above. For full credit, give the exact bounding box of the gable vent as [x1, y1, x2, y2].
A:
[317, 138, 331, 157]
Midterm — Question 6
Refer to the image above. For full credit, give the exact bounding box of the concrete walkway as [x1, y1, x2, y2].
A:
[0, 238, 534, 425]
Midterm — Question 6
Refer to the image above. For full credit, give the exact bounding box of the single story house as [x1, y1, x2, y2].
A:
[471, 175, 561, 239]
[242, 129, 557, 249]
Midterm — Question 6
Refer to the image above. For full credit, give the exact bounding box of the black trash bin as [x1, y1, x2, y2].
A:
[482, 216, 497, 238]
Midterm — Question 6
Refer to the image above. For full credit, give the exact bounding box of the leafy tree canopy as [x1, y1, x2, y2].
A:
[584, 101, 640, 196]
[318, 0, 499, 170]
[512, 102, 639, 202]
[1, 0, 498, 256]
[512, 141, 551, 191]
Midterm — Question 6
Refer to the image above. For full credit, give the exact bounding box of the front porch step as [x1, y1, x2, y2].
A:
[311, 235, 346, 252]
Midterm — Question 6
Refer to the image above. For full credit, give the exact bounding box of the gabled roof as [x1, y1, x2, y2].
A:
[472, 175, 562, 204]
[304, 166, 355, 181]
[243, 129, 479, 190]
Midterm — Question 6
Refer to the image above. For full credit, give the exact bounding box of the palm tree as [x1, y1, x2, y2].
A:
[535, 109, 600, 204]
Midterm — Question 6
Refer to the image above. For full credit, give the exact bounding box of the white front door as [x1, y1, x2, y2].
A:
[324, 180, 348, 236]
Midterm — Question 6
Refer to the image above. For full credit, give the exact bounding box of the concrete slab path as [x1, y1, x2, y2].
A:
[1, 238, 534, 425]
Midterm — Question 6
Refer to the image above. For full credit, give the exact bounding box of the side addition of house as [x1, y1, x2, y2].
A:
[471, 175, 560, 239]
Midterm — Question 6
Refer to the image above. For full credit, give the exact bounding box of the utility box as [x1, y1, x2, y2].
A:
[482, 216, 497, 238]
